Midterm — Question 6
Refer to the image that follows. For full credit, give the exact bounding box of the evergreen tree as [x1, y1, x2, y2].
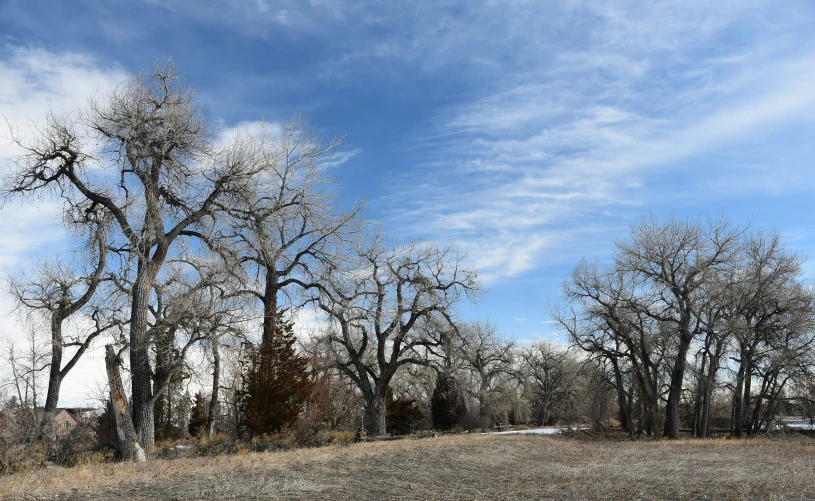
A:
[239, 309, 313, 435]
[431, 373, 467, 430]
[94, 399, 118, 450]
[188, 392, 209, 437]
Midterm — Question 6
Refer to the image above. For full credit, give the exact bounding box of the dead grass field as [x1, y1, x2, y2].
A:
[2, 434, 815, 500]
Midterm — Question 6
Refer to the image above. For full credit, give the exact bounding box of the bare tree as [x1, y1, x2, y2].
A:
[456, 321, 515, 428]
[519, 342, 577, 427]
[223, 116, 363, 347]
[317, 237, 478, 436]
[0, 325, 49, 411]
[5, 64, 265, 448]
[614, 216, 743, 439]
[553, 260, 667, 439]
[6, 223, 121, 442]
[729, 230, 814, 436]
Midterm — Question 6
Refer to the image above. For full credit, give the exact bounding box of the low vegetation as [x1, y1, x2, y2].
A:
[2, 434, 814, 500]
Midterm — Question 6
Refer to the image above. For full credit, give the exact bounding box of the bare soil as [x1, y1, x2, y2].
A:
[2, 434, 815, 500]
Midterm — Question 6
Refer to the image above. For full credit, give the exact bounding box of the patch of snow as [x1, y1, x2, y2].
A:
[489, 427, 580, 435]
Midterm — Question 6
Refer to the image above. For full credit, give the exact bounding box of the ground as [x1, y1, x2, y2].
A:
[2, 434, 815, 500]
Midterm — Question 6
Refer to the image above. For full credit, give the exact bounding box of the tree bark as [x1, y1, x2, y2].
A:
[611, 359, 633, 438]
[363, 392, 387, 436]
[207, 341, 221, 438]
[105, 345, 146, 462]
[664, 334, 692, 439]
[733, 352, 746, 437]
[40, 318, 64, 443]
[130, 262, 161, 449]
[261, 266, 279, 348]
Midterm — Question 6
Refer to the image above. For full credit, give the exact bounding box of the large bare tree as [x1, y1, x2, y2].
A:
[614, 216, 743, 439]
[5, 63, 263, 448]
[317, 237, 478, 436]
[223, 117, 363, 347]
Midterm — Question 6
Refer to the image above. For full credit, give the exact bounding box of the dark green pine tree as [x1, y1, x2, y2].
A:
[239, 309, 313, 435]
[94, 399, 118, 450]
[431, 373, 467, 431]
[188, 391, 209, 437]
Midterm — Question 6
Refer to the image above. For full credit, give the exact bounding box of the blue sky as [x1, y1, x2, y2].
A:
[1, 1, 814, 404]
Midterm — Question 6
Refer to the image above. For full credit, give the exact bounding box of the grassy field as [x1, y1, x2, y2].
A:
[2, 434, 815, 500]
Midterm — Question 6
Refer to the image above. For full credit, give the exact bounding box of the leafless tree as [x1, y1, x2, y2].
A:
[729, 230, 815, 436]
[4, 63, 266, 448]
[553, 260, 668, 439]
[455, 321, 515, 427]
[316, 236, 478, 436]
[614, 216, 743, 439]
[518, 342, 577, 427]
[0, 325, 49, 411]
[223, 116, 364, 347]
[5, 223, 122, 442]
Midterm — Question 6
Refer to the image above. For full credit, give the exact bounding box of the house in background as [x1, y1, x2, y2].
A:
[0, 407, 97, 441]
[53, 408, 96, 437]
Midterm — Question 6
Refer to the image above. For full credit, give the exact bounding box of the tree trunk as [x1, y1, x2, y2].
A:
[207, 341, 221, 438]
[105, 345, 146, 462]
[741, 358, 753, 436]
[611, 359, 633, 438]
[664, 336, 692, 439]
[130, 264, 159, 449]
[363, 393, 387, 436]
[538, 400, 549, 427]
[700, 339, 723, 438]
[733, 353, 746, 437]
[693, 350, 707, 438]
[41, 317, 64, 443]
[261, 266, 279, 347]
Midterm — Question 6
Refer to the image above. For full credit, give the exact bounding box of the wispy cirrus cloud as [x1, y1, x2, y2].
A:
[374, 1, 815, 282]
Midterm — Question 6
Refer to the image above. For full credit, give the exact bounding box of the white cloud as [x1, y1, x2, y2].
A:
[381, 2, 815, 282]
[0, 47, 127, 406]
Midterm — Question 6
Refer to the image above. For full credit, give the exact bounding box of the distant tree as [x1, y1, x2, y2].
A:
[456, 321, 515, 428]
[519, 342, 578, 427]
[239, 309, 312, 435]
[431, 372, 467, 431]
[188, 392, 209, 437]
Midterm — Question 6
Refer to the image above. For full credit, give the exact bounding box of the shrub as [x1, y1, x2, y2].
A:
[386, 390, 425, 435]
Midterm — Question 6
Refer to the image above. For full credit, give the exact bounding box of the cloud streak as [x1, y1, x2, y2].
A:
[376, 1, 815, 282]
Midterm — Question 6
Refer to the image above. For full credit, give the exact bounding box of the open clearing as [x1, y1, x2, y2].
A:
[2, 434, 815, 500]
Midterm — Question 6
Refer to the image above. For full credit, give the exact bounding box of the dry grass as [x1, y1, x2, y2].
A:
[2, 434, 815, 500]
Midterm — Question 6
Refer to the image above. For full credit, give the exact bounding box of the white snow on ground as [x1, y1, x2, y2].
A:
[776, 418, 815, 430]
[490, 427, 577, 435]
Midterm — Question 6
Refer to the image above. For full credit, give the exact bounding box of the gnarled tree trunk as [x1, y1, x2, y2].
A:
[105, 345, 146, 462]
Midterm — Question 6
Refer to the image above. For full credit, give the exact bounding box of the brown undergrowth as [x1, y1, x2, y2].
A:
[2, 434, 814, 500]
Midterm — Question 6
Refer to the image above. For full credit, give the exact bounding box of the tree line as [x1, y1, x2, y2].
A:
[552, 217, 815, 440]
[1, 65, 813, 466]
